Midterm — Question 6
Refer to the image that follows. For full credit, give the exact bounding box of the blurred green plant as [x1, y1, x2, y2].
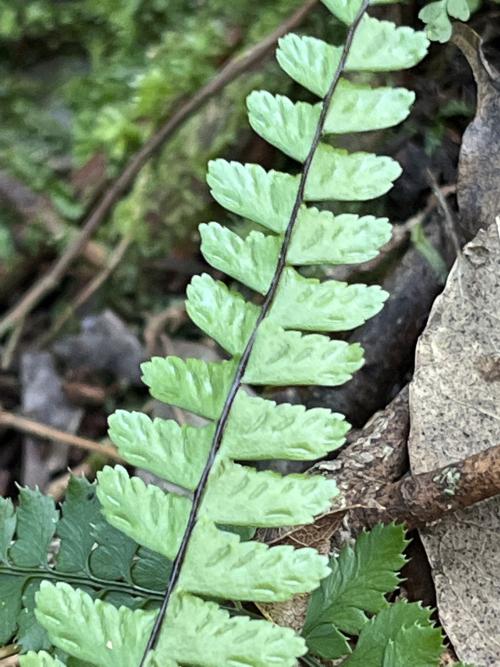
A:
[0, 0, 303, 188]
[0, 0, 312, 316]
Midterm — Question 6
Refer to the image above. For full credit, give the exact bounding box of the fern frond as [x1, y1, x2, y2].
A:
[203, 460, 337, 526]
[180, 519, 330, 601]
[208, 160, 298, 232]
[301, 543, 444, 666]
[200, 223, 280, 294]
[303, 524, 409, 658]
[8, 489, 59, 568]
[97, 466, 190, 559]
[322, 0, 395, 25]
[343, 601, 443, 666]
[153, 592, 306, 667]
[110, 393, 349, 465]
[0, 479, 168, 652]
[277, 20, 428, 97]
[34, 583, 305, 667]
[244, 322, 364, 385]
[31, 0, 431, 664]
[108, 410, 212, 490]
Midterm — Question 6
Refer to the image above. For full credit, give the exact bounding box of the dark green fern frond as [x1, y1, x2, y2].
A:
[0, 479, 169, 652]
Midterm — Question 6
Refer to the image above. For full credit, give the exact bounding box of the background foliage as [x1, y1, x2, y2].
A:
[0, 0, 320, 311]
[0, 0, 483, 320]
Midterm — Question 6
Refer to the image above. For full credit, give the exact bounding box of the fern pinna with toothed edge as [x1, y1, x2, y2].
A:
[23, 0, 430, 665]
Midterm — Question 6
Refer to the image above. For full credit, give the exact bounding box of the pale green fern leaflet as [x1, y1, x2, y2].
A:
[419, 0, 471, 42]
[24, 1, 430, 665]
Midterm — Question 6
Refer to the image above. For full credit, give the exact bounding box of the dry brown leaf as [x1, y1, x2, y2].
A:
[453, 23, 500, 240]
[408, 219, 500, 666]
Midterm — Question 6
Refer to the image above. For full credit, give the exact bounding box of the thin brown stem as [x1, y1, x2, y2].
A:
[0, 0, 317, 339]
[37, 234, 132, 347]
[1, 318, 25, 370]
[270, 440, 500, 547]
[0, 646, 19, 661]
[358, 442, 500, 530]
[139, 2, 370, 662]
[0, 409, 122, 461]
[426, 168, 463, 258]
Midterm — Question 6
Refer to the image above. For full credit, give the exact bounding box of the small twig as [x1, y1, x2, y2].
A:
[37, 234, 133, 347]
[143, 302, 187, 357]
[394, 183, 457, 248]
[0, 0, 317, 339]
[1, 317, 25, 370]
[426, 169, 463, 259]
[0, 657, 18, 667]
[426, 170, 466, 296]
[0, 408, 122, 461]
[270, 444, 500, 552]
[358, 442, 500, 529]
[266, 393, 500, 544]
[292, 442, 500, 538]
[300, 655, 324, 667]
[0, 646, 19, 661]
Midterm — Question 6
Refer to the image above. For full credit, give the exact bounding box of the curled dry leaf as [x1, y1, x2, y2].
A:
[408, 219, 500, 666]
[453, 23, 500, 240]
